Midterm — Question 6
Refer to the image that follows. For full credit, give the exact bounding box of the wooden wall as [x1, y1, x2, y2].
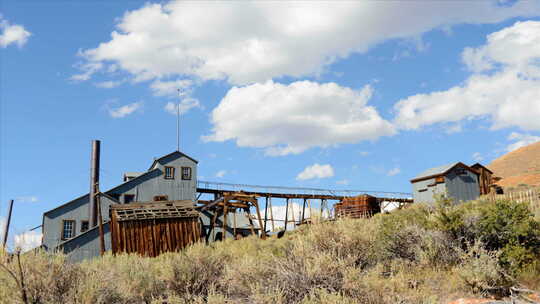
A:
[111, 214, 201, 257]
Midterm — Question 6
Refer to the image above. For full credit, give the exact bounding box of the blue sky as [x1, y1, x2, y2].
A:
[1, 1, 539, 248]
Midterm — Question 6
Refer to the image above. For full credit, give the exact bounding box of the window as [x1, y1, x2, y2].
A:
[164, 166, 175, 180]
[80, 220, 89, 233]
[435, 176, 445, 183]
[181, 167, 192, 180]
[110, 193, 121, 201]
[153, 195, 168, 201]
[124, 194, 135, 204]
[455, 168, 467, 175]
[61, 220, 76, 240]
[418, 189, 428, 192]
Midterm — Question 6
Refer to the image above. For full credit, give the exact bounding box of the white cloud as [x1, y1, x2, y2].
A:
[0, 16, 31, 48]
[16, 196, 38, 203]
[336, 179, 350, 185]
[71, 62, 103, 82]
[387, 167, 401, 176]
[506, 132, 540, 152]
[472, 152, 484, 162]
[359, 151, 370, 157]
[108, 101, 143, 118]
[203, 81, 395, 156]
[215, 170, 227, 178]
[296, 163, 334, 181]
[164, 98, 201, 115]
[445, 123, 463, 134]
[14, 231, 42, 252]
[151, 79, 193, 96]
[0, 217, 5, 242]
[95, 80, 124, 88]
[74, 1, 539, 85]
[394, 21, 540, 132]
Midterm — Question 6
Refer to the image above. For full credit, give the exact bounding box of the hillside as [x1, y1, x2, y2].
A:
[489, 141, 540, 190]
[1, 199, 539, 304]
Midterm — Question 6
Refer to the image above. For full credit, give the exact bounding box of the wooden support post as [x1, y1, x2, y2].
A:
[233, 209, 237, 238]
[301, 198, 307, 223]
[2, 200, 14, 249]
[96, 192, 105, 255]
[263, 196, 269, 233]
[284, 198, 289, 231]
[246, 208, 256, 236]
[222, 198, 228, 240]
[210, 209, 219, 242]
[254, 200, 266, 239]
[269, 197, 275, 231]
[308, 199, 312, 221]
[291, 200, 296, 226]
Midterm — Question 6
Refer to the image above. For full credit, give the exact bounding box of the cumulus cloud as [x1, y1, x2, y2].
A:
[506, 132, 540, 152]
[95, 80, 124, 88]
[336, 179, 350, 185]
[394, 21, 540, 132]
[472, 152, 484, 162]
[164, 98, 201, 115]
[215, 170, 227, 178]
[0, 217, 5, 242]
[16, 196, 38, 203]
[387, 167, 401, 176]
[0, 16, 31, 48]
[108, 101, 143, 118]
[296, 164, 334, 181]
[73, 1, 539, 85]
[203, 81, 395, 156]
[14, 231, 42, 252]
[151, 79, 193, 96]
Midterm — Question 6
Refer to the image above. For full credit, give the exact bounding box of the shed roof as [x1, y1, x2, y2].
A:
[411, 162, 478, 183]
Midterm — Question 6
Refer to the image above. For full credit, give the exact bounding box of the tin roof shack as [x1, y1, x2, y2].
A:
[470, 163, 497, 195]
[42, 150, 198, 262]
[411, 162, 480, 204]
[335, 194, 380, 218]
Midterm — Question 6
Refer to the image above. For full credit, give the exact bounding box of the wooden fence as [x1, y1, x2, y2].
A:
[481, 189, 540, 212]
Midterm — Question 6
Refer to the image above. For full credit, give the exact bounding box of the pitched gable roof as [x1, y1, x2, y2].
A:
[470, 163, 494, 174]
[411, 162, 478, 183]
[148, 150, 198, 171]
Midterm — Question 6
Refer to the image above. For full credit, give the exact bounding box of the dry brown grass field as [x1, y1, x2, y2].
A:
[1, 197, 539, 304]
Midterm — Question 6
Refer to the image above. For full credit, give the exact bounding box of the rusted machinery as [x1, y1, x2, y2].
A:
[334, 194, 380, 218]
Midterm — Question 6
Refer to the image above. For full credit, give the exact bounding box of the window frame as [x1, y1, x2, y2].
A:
[80, 220, 89, 233]
[164, 166, 175, 180]
[181, 166, 192, 180]
[153, 195, 169, 201]
[124, 194, 135, 204]
[61, 219, 76, 241]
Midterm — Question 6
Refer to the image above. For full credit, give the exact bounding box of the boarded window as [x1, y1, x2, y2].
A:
[181, 167, 192, 180]
[110, 193, 121, 201]
[418, 189, 428, 192]
[153, 195, 168, 201]
[435, 176, 445, 183]
[80, 220, 89, 233]
[164, 166, 175, 179]
[62, 220, 76, 240]
[124, 194, 135, 204]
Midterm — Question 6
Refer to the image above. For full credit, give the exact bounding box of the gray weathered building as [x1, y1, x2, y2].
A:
[411, 162, 480, 204]
[42, 151, 199, 261]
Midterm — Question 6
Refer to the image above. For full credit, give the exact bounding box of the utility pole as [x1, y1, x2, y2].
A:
[2, 200, 14, 249]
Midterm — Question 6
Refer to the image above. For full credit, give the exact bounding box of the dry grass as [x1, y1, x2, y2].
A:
[1, 199, 539, 304]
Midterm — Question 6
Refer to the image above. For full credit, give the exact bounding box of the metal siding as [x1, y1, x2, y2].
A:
[42, 152, 198, 260]
[445, 168, 480, 203]
[412, 178, 446, 204]
[61, 223, 111, 263]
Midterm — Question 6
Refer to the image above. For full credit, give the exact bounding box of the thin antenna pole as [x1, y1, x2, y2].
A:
[176, 88, 181, 151]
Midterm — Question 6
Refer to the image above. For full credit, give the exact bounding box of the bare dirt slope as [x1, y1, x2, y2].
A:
[489, 141, 540, 189]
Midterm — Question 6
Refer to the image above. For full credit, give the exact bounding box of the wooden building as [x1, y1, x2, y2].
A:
[411, 162, 480, 204]
[470, 163, 494, 195]
[110, 200, 200, 257]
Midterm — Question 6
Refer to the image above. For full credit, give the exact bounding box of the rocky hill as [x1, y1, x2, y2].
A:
[489, 141, 540, 190]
